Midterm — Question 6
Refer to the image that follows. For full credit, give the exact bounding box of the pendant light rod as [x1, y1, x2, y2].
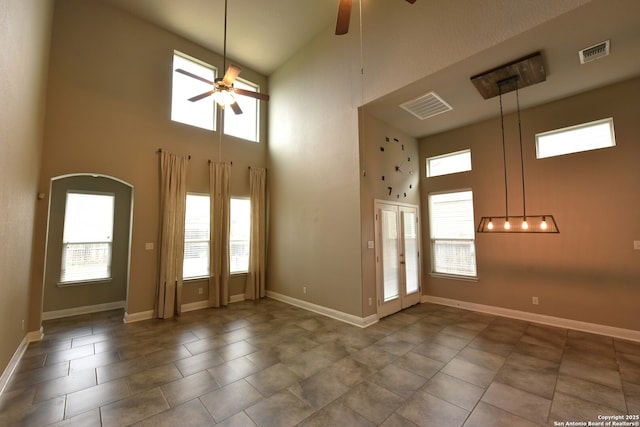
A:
[515, 77, 526, 219]
[498, 81, 509, 220]
[223, 0, 228, 73]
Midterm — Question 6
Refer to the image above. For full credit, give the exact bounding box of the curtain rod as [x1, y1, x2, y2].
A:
[157, 148, 190, 159]
[208, 160, 233, 165]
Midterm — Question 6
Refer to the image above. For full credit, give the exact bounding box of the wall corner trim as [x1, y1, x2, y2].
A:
[266, 291, 379, 328]
[423, 295, 640, 342]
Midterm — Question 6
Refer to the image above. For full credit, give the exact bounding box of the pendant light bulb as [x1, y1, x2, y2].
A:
[522, 218, 528, 230]
[541, 216, 548, 230]
[504, 220, 511, 230]
[487, 219, 494, 230]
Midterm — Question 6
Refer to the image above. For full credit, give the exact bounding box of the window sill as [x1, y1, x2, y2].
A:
[57, 278, 112, 287]
[231, 271, 248, 276]
[429, 272, 478, 282]
[183, 276, 209, 282]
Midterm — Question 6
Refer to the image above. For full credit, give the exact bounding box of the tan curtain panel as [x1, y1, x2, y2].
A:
[157, 151, 188, 319]
[209, 161, 231, 307]
[246, 167, 267, 300]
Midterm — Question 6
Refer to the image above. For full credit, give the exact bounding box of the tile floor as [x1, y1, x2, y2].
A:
[1, 299, 639, 426]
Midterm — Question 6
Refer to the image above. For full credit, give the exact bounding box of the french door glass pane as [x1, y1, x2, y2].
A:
[403, 211, 419, 294]
[381, 209, 399, 302]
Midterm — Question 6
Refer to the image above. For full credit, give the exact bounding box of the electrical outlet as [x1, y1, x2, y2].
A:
[145, 242, 154, 250]
[198, 287, 203, 295]
[303, 286, 307, 294]
[21, 320, 25, 331]
[368, 297, 372, 306]
[634, 240, 640, 250]
[532, 296, 539, 305]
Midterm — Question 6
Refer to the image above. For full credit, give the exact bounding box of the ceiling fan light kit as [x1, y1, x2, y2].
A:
[472, 54, 559, 234]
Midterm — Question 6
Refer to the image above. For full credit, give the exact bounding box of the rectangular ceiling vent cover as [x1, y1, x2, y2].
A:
[579, 40, 610, 64]
[399, 91, 452, 120]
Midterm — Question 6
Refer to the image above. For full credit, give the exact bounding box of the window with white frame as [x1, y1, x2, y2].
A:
[230, 198, 251, 273]
[428, 190, 477, 278]
[535, 117, 616, 159]
[183, 194, 210, 279]
[171, 51, 216, 131]
[224, 78, 260, 142]
[60, 192, 115, 284]
[426, 149, 472, 178]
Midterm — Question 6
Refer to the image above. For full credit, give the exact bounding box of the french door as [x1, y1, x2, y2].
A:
[374, 201, 421, 318]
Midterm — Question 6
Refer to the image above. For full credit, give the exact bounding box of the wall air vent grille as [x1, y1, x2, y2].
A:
[399, 92, 452, 120]
[579, 40, 610, 64]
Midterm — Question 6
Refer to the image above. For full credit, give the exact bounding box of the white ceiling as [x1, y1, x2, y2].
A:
[96, 0, 640, 138]
[97, 0, 337, 76]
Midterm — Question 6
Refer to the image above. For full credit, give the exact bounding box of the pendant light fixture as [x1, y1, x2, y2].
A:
[471, 53, 559, 233]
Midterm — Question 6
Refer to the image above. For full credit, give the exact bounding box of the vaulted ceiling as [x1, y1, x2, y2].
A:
[96, 0, 640, 138]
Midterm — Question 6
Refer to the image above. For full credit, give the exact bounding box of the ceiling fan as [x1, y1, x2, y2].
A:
[175, 0, 269, 115]
[335, 0, 417, 36]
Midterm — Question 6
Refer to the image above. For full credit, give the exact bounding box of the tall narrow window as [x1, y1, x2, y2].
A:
[60, 192, 115, 284]
[171, 51, 216, 131]
[224, 78, 260, 142]
[230, 198, 251, 273]
[428, 190, 477, 278]
[183, 194, 210, 279]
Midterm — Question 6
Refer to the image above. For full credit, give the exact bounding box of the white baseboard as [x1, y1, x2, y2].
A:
[266, 291, 378, 328]
[423, 295, 640, 342]
[1, 327, 43, 397]
[125, 294, 247, 322]
[182, 300, 209, 313]
[123, 309, 154, 323]
[229, 293, 245, 303]
[42, 301, 126, 321]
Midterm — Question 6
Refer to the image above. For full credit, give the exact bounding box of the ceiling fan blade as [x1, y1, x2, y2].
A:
[234, 88, 270, 102]
[229, 100, 243, 115]
[188, 90, 214, 102]
[175, 68, 214, 86]
[335, 0, 352, 35]
[222, 65, 241, 86]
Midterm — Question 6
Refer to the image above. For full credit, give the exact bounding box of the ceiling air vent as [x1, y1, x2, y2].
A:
[399, 91, 452, 120]
[579, 40, 610, 64]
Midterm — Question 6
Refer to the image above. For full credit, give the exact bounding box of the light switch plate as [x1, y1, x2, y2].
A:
[367, 240, 375, 249]
[634, 240, 640, 250]
[145, 243, 154, 250]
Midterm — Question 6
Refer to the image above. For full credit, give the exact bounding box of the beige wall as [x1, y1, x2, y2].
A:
[0, 0, 54, 376]
[266, 0, 594, 320]
[359, 112, 419, 317]
[420, 77, 640, 331]
[29, 0, 268, 327]
[43, 175, 131, 312]
[268, 28, 364, 316]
